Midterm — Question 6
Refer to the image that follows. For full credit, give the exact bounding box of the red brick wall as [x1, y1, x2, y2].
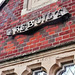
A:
[0, 0, 75, 61]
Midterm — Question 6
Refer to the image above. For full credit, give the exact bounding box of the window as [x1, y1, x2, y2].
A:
[33, 69, 47, 75]
[21, 0, 58, 15]
[56, 64, 75, 75]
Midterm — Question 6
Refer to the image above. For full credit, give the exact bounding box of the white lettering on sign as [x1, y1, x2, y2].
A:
[7, 7, 70, 35]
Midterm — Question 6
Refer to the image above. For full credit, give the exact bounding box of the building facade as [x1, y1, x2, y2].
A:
[0, 0, 75, 75]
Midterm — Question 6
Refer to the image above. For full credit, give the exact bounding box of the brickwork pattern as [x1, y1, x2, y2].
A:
[0, 0, 75, 61]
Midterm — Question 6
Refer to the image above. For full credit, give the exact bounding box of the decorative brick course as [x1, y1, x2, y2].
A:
[0, 0, 75, 61]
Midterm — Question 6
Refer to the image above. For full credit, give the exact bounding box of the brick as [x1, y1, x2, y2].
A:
[50, 2, 57, 7]
[15, 35, 20, 39]
[72, 0, 75, 2]
[56, 37, 62, 41]
[0, 57, 4, 60]
[1, 50, 6, 53]
[4, 36, 8, 39]
[5, 48, 10, 52]
[18, 48, 23, 52]
[62, 4, 68, 7]
[74, 29, 75, 32]
[53, 42, 59, 45]
[16, 52, 21, 56]
[27, 49, 32, 53]
[69, 9, 75, 13]
[40, 37, 45, 42]
[72, 5, 75, 9]
[60, 37, 74, 44]
[6, 54, 16, 58]
[70, 24, 75, 29]
[70, 33, 75, 37]
[0, 29, 3, 33]
[4, 44, 14, 49]
[69, 2, 75, 6]
[46, 36, 52, 40]
[7, 41, 12, 44]
[9, 44, 14, 47]
[42, 33, 48, 37]
[49, 31, 55, 35]
[17, 37, 26, 42]
[42, 40, 48, 45]
[21, 50, 27, 54]
[40, 45, 44, 49]
[44, 26, 48, 29]
[42, 8, 50, 13]
[37, 42, 42, 46]
[36, 35, 42, 39]
[30, 37, 36, 41]
[59, 30, 72, 36]
[6, 47, 16, 52]
[10, 20, 19, 25]
[56, 7, 62, 11]
[72, 13, 75, 16]
[0, 0, 75, 61]
[67, 7, 71, 10]
[56, 28, 61, 33]
[34, 32, 40, 36]
[27, 41, 32, 45]
[19, 41, 24, 44]
[46, 26, 58, 32]
[21, 49, 32, 54]
[12, 49, 18, 53]
[11, 46, 16, 50]
[56, 1, 61, 5]
[24, 46, 29, 50]
[49, 39, 55, 43]
[62, 27, 69, 31]
[40, 43, 52, 50]
[45, 43, 52, 48]
[63, 34, 70, 39]
[7, 51, 13, 55]
[66, 21, 73, 26]
[32, 39, 39, 44]
[1, 40, 5, 43]
[62, 0, 71, 4]
[4, 46, 8, 49]
[52, 34, 58, 38]
[30, 44, 36, 49]
[0, 44, 2, 47]
[0, 52, 7, 57]
[0, 35, 2, 38]
[33, 47, 39, 51]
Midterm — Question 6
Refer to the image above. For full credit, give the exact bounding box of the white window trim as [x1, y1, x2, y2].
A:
[33, 69, 47, 75]
[21, 0, 58, 16]
[56, 63, 74, 75]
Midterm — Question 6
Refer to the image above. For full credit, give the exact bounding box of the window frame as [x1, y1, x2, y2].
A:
[56, 63, 74, 75]
[21, 0, 58, 15]
[32, 69, 47, 75]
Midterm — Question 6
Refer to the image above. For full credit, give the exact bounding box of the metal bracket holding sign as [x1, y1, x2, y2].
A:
[6, 7, 71, 36]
